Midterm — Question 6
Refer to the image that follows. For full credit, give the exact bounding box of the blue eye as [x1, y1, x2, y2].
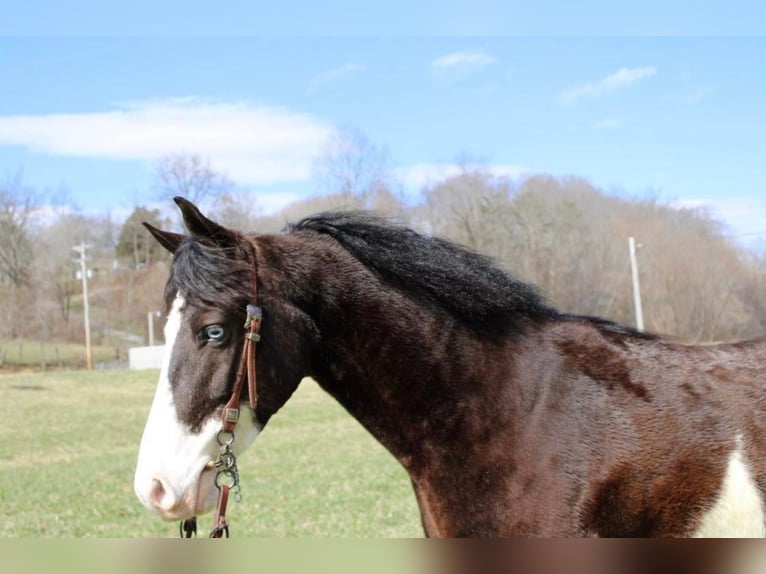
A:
[204, 324, 226, 342]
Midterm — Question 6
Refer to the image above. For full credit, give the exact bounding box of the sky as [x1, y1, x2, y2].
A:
[0, 2, 764, 248]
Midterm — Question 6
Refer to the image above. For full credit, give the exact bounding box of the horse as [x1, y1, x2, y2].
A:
[134, 197, 766, 537]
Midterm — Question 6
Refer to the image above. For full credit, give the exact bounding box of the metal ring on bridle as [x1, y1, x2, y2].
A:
[215, 469, 239, 490]
[216, 429, 235, 447]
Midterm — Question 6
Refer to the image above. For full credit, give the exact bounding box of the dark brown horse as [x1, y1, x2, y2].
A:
[134, 197, 766, 537]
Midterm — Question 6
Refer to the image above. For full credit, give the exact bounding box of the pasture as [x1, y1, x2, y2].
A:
[0, 369, 421, 537]
[0, 339, 121, 370]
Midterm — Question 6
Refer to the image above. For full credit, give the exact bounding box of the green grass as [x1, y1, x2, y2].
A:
[0, 370, 422, 537]
[0, 339, 122, 369]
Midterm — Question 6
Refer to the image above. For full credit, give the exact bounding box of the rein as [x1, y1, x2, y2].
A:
[181, 244, 262, 538]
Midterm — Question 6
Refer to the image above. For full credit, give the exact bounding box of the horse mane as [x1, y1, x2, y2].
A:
[167, 210, 656, 340]
[564, 313, 659, 340]
[289, 211, 559, 331]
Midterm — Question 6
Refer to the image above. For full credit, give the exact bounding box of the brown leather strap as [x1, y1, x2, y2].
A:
[246, 308, 260, 410]
[209, 485, 230, 538]
[222, 349, 248, 432]
[221, 242, 261, 432]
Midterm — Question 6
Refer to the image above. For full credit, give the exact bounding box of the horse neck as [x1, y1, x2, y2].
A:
[271, 233, 523, 473]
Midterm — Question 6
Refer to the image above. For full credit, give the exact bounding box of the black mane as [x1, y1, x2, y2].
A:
[290, 212, 559, 329]
[166, 239, 253, 310]
[167, 210, 654, 340]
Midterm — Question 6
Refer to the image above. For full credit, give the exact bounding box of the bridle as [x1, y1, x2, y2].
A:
[180, 243, 262, 538]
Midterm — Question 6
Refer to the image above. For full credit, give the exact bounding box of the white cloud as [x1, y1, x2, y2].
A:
[0, 98, 335, 185]
[431, 51, 495, 71]
[309, 63, 366, 92]
[397, 162, 527, 189]
[559, 66, 657, 103]
[593, 117, 623, 130]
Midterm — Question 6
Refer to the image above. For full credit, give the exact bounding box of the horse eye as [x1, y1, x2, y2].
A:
[203, 324, 226, 342]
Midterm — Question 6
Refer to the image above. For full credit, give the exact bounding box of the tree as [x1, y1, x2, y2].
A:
[116, 207, 170, 268]
[422, 169, 760, 342]
[740, 253, 766, 335]
[506, 176, 602, 316]
[34, 211, 88, 322]
[312, 127, 396, 209]
[634, 204, 752, 342]
[0, 171, 37, 287]
[154, 153, 233, 206]
[424, 164, 516, 256]
[212, 191, 262, 231]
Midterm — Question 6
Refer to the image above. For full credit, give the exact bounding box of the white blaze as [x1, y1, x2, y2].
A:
[133, 294, 261, 521]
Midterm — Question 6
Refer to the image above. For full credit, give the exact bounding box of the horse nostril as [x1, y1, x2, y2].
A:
[149, 478, 179, 512]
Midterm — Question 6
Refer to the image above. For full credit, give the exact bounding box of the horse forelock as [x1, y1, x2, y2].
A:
[165, 236, 254, 312]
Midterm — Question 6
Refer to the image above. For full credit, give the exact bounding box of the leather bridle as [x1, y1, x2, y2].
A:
[222, 300, 262, 433]
[181, 243, 262, 538]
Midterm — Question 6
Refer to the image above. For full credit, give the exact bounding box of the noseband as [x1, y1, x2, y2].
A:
[181, 242, 262, 539]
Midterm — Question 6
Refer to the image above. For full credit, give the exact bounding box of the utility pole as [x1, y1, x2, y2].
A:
[628, 237, 645, 332]
[73, 243, 93, 369]
[147, 310, 163, 346]
[147, 311, 155, 346]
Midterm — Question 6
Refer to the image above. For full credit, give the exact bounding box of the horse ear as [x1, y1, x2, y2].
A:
[174, 196, 237, 247]
[143, 223, 184, 254]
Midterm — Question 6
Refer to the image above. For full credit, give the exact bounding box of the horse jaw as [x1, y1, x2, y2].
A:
[133, 294, 261, 521]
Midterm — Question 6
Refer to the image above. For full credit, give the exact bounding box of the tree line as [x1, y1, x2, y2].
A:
[1, 131, 765, 368]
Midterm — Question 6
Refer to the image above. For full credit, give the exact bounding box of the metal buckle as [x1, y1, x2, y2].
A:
[244, 304, 262, 329]
[223, 407, 239, 424]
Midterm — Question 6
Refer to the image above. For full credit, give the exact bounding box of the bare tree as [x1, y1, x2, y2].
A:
[424, 163, 519, 263]
[422, 170, 761, 343]
[0, 171, 38, 287]
[634, 204, 753, 342]
[312, 127, 395, 209]
[154, 153, 234, 206]
[506, 176, 605, 315]
[34, 211, 85, 321]
[212, 191, 263, 231]
[740, 253, 766, 335]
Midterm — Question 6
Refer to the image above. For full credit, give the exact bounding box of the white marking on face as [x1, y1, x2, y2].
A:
[133, 293, 262, 521]
[693, 434, 765, 538]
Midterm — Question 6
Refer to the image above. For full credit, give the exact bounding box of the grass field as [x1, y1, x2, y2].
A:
[0, 339, 122, 370]
[0, 370, 422, 538]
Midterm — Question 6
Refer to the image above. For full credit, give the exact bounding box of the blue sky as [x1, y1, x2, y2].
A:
[0, 3, 764, 246]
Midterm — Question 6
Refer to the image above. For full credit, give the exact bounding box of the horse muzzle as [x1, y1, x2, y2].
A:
[135, 460, 218, 521]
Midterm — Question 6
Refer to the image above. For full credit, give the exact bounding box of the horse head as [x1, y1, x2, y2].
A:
[133, 198, 315, 521]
